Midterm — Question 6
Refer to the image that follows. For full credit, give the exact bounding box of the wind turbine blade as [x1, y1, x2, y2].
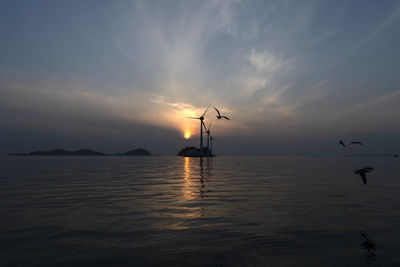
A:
[201, 120, 208, 130]
[208, 121, 212, 129]
[202, 104, 211, 117]
[185, 117, 200, 119]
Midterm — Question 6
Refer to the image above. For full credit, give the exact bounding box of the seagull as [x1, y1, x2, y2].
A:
[339, 140, 346, 148]
[214, 107, 230, 120]
[348, 141, 363, 146]
[355, 167, 374, 185]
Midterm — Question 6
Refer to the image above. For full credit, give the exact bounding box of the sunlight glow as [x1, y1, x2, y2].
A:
[184, 131, 191, 139]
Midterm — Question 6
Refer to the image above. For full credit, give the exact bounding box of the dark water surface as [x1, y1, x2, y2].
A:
[1, 156, 399, 266]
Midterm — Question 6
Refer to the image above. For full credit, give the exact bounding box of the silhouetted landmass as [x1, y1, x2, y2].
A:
[116, 148, 152, 156]
[347, 154, 397, 157]
[177, 146, 215, 157]
[10, 149, 106, 156]
[9, 148, 152, 156]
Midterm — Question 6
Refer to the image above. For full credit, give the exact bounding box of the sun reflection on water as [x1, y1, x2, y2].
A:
[183, 157, 195, 200]
[184, 157, 190, 180]
[180, 157, 204, 220]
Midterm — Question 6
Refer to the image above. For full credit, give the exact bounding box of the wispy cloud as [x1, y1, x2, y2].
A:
[348, 6, 400, 54]
[1, 0, 399, 154]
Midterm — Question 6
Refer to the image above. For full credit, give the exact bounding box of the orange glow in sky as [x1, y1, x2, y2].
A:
[184, 131, 191, 139]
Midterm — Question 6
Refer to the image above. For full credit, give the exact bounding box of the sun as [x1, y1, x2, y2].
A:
[184, 131, 191, 139]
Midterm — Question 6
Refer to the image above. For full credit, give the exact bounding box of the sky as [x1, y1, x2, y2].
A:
[0, 0, 399, 155]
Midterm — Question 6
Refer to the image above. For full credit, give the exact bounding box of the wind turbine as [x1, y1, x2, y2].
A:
[185, 105, 210, 156]
[209, 135, 214, 155]
[205, 121, 214, 156]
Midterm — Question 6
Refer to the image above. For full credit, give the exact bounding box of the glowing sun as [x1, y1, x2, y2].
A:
[184, 131, 191, 139]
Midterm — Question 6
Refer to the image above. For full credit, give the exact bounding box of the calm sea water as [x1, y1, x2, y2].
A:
[0, 155, 399, 266]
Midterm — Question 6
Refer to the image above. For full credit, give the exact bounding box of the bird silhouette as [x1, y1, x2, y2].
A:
[214, 107, 230, 120]
[355, 167, 374, 185]
[339, 140, 346, 147]
[348, 141, 363, 146]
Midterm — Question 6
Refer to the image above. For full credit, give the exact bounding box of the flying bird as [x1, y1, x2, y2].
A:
[339, 140, 346, 147]
[355, 167, 374, 185]
[214, 107, 230, 120]
[348, 141, 363, 146]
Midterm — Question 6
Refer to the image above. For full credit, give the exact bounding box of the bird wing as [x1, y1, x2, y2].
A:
[349, 141, 363, 145]
[359, 172, 367, 185]
[214, 107, 221, 116]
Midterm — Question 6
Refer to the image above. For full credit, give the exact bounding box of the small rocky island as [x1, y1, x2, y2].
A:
[177, 146, 215, 157]
[116, 148, 152, 156]
[9, 148, 152, 156]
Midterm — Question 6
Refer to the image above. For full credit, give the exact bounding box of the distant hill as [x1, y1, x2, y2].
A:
[347, 154, 399, 157]
[116, 148, 152, 156]
[9, 148, 153, 156]
[10, 149, 106, 156]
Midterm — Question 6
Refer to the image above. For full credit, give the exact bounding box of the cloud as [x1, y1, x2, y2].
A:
[225, 47, 297, 129]
[308, 30, 338, 47]
[348, 7, 400, 54]
[332, 90, 400, 132]
[1, 1, 399, 154]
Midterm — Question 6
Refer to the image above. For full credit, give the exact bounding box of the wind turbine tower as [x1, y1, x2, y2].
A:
[205, 121, 214, 156]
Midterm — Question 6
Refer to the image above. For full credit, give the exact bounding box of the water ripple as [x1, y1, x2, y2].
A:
[1, 156, 400, 266]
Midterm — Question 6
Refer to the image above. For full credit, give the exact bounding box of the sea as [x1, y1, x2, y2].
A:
[0, 155, 399, 266]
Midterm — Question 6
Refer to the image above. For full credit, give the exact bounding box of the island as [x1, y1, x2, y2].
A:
[177, 146, 215, 157]
[116, 148, 152, 156]
[9, 148, 153, 156]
